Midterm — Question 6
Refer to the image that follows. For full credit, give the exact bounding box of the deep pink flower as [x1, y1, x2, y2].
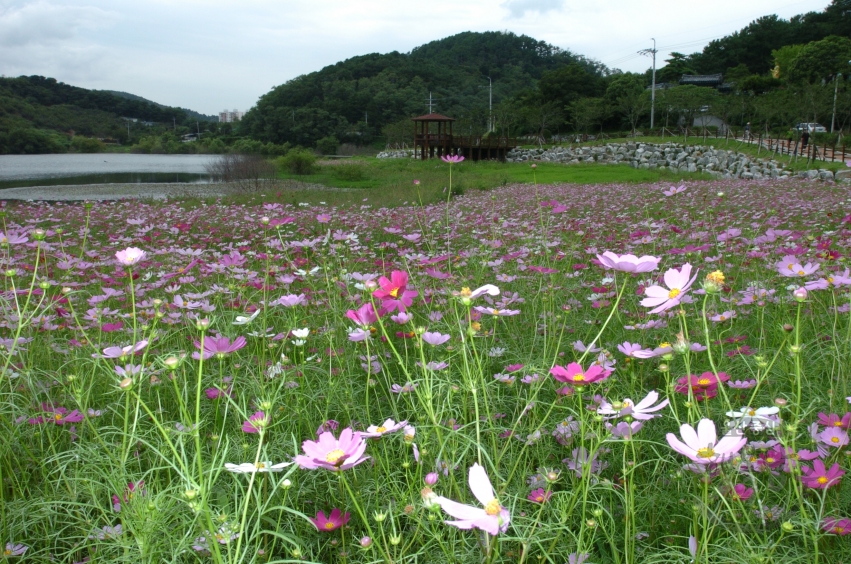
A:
[346, 303, 381, 326]
[112, 481, 145, 512]
[310, 508, 350, 532]
[550, 362, 611, 386]
[373, 270, 418, 312]
[822, 517, 851, 535]
[440, 154, 465, 164]
[817, 412, 851, 429]
[242, 411, 270, 434]
[294, 428, 369, 471]
[730, 484, 753, 501]
[801, 459, 845, 489]
[527, 488, 552, 504]
[434, 463, 510, 535]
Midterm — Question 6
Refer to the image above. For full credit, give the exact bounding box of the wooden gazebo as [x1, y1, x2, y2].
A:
[412, 113, 455, 160]
[411, 113, 517, 161]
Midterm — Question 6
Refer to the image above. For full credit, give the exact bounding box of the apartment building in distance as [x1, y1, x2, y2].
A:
[219, 109, 245, 123]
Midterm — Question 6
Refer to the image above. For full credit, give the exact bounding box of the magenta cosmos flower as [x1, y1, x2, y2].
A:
[822, 517, 851, 535]
[441, 154, 465, 164]
[294, 428, 369, 471]
[434, 463, 510, 535]
[640, 263, 698, 314]
[801, 459, 845, 489]
[596, 251, 660, 273]
[115, 247, 146, 266]
[550, 362, 611, 387]
[242, 411, 270, 434]
[192, 334, 247, 360]
[373, 270, 418, 313]
[310, 508, 350, 532]
[666, 419, 746, 465]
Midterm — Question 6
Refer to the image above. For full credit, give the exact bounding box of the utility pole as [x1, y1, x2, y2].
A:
[832, 73, 842, 133]
[484, 76, 492, 132]
[639, 39, 658, 129]
[426, 92, 435, 113]
[365, 112, 368, 125]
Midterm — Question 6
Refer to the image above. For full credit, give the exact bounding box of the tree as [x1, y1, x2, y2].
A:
[787, 36, 851, 84]
[605, 74, 648, 133]
[538, 64, 604, 109]
[522, 99, 563, 143]
[656, 53, 697, 84]
[664, 86, 717, 133]
[771, 45, 805, 79]
[567, 97, 607, 137]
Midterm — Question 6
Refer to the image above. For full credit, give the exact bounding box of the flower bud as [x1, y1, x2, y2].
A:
[184, 489, 197, 500]
[163, 356, 180, 370]
[703, 270, 725, 294]
[774, 398, 788, 408]
[32, 228, 46, 241]
[195, 318, 211, 331]
[360, 536, 372, 549]
[792, 287, 807, 302]
[282, 479, 292, 489]
[425, 472, 439, 486]
[782, 323, 794, 333]
[781, 521, 794, 532]
[373, 511, 386, 522]
[119, 377, 133, 390]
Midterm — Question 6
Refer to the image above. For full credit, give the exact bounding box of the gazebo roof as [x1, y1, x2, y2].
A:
[411, 113, 455, 122]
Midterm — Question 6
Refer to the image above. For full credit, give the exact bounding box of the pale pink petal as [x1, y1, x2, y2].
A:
[434, 497, 487, 521]
[679, 423, 700, 451]
[696, 419, 717, 448]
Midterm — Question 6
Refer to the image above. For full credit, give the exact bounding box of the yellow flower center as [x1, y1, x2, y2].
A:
[719, 315, 727, 321]
[828, 277, 835, 285]
[789, 453, 799, 460]
[324, 522, 337, 529]
[706, 271, 725, 284]
[622, 401, 631, 408]
[668, 288, 681, 299]
[389, 288, 399, 298]
[255, 462, 266, 469]
[831, 437, 840, 443]
[697, 378, 711, 387]
[535, 495, 544, 502]
[696, 447, 715, 458]
[375, 426, 387, 433]
[460, 287, 472, 297]
[572, 373, 585, 382]
[55, 414, 63, 421]
[766, 457, 776, 464]
[787, 263, 795, 270]
[818, 476, 828, 485]
[659, 342, 671, 349]
[484, 499, 501, 516]
[833, 421, 843, 427]
[492, 309, 500, 315]
[748, 409, 756, 416]
[797, 270, 805, 276]
[325, 449, 346, 465]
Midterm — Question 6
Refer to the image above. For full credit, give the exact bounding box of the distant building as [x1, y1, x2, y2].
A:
[219, 109, 245, 123]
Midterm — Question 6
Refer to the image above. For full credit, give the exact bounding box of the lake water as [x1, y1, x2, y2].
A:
[0, 154, 220, 189]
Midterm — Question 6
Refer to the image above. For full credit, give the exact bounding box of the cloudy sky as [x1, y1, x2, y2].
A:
[0, 0, 832, 115]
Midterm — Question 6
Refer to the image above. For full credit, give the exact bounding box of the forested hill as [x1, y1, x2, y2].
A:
[0, 76, 208, 153]
[240, 31, 605, 147]
[657, 0, 851, 81]
[101, 90, 218, 122]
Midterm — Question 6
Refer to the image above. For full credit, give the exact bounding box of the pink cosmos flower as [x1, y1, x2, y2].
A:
[550, 362, 611, 386]
[273, 294, 307, 307]
[310, 508, 350, 532]
[730, 484, 753, 501]
[346, 303, 382, 326]
[818, 427, 849, 449]
[666, 419, 747, 465]
[527, 488, 552, 504]
[433, 463, 510, 535]
[640, 263, 698, 314]
[3, 543, 27, 556]
[362, 418, 408, 438]
[99, 340, 148, 360]
[115, 247, 146, 266]
[596, 251, 660, 273]
[242, 411, 270, 434]
[441, 154, 465, 164]
[617, 342, 651, 357]
[775, 258, 820, 278]
[373, 270, 418, 312]
[294, 428, 369, 471]
[822, 517, 851, 535]
[192, 334, 247, 360]
[663, 184, 686, 196]
[112, 481, 145, 512]
[474, 306, 520, 317]
[597, 390, 669, 420]
[801, 459, 845, 489]
[817, 412, 851, 429]
[422, 331, 450, 346]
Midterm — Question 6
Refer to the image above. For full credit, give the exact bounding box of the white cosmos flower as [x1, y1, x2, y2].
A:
[726, 406, 780, 431]
[291, 328, 310, 339]
[233, 310, 261, 325]
[224, 461, 293, 473]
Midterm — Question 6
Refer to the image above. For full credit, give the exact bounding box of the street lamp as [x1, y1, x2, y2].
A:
[483, 76, 493, 133]
[831, 61, 851, 134]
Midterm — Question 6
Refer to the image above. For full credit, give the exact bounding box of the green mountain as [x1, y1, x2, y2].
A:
[0, 76, 210, 154]
[240, 31, 605, 147]
[101, 90, 218, 122]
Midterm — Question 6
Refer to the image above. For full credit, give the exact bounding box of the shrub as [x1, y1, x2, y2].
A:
[277, 149, 317, 175]
[315, 136, 340, 156]
[69, 136, 105, 153]
[334, 164, 367, 181]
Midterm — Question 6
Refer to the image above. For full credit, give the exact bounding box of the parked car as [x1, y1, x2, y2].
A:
[792, 123, 827, 133]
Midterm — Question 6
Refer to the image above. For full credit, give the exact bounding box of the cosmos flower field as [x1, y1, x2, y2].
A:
[2, 173, 851, 563]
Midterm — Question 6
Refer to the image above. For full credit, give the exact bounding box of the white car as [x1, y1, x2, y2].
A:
[793, 123, 827, 133]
